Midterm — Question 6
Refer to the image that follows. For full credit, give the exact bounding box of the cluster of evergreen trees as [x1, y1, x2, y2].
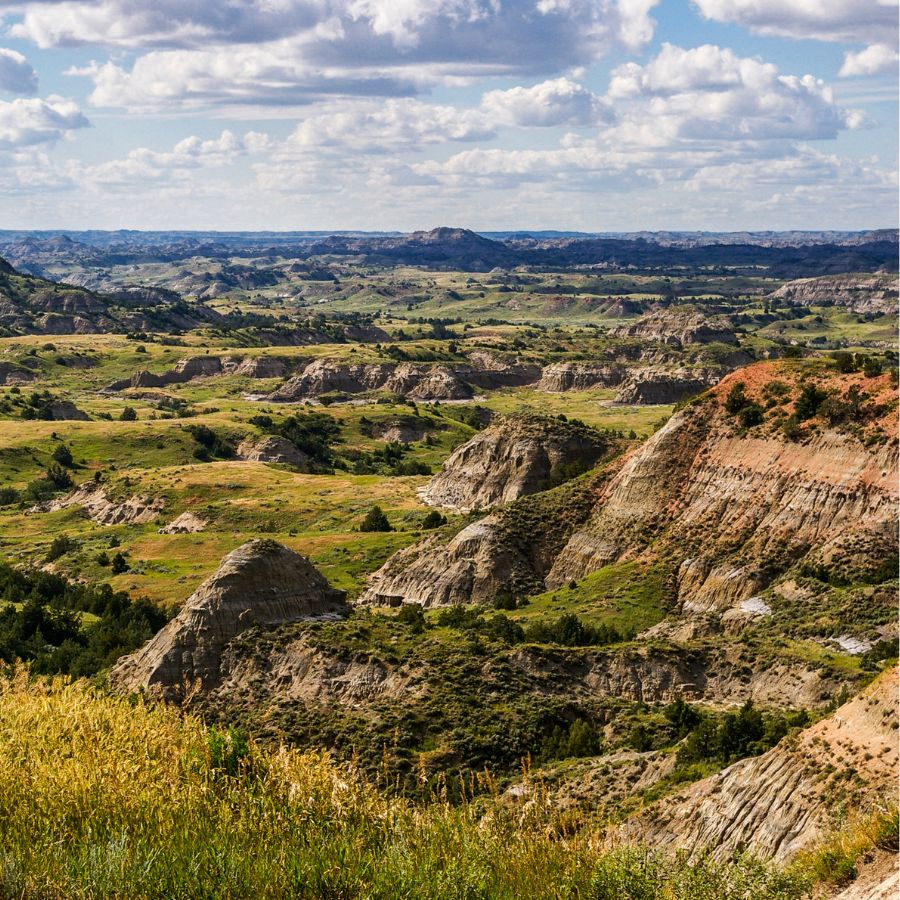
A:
[0, 563, 167, 677]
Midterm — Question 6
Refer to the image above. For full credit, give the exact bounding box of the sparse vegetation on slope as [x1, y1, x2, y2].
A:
[0, 668, 861, 900]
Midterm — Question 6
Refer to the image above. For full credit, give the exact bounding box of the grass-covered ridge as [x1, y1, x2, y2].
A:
[3, 667, 883, 900]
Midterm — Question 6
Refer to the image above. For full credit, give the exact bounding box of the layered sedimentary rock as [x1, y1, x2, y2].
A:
[420, 414, 607, 511]
[614, 368, 719, 404]
[538, 362, 625, 391]
[632, 667, 899, 862]
[548, 367, 898, 601]
[613, 308, 737, 347]
[768, 272, 899, 315]
[110, 539, 348, 697]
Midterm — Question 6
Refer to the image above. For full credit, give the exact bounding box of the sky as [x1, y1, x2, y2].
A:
[0, 0, 897, 232]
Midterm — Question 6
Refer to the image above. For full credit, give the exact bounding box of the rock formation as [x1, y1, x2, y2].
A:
[46, 400, 90, 421]
[538, 362, 625, 391]
[768, 272, 899, 315]
[237, 435, 309, 468]
[613, 308, 737, 347]
[613, 368, 719, 404]
[548, 365, 899, 608]
[419, 414, 608, 512]
[631, 667, 899, 862]
[158, 511, 208, 534]
[30, 482, 165, 525]
[110, 539, 348, 697]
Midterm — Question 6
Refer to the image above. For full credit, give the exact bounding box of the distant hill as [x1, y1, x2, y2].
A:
[0, 255, 223, 335]
[0, 228, 896, 276]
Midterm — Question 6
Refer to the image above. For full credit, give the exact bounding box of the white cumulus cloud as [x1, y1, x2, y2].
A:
[0, 96, 87, 149]
[481, 77, 614, 127]
[839, 44, 900, 77]
[692, 0, 899, 45]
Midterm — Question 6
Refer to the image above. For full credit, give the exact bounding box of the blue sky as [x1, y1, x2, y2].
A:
[0, 0, 896, 231]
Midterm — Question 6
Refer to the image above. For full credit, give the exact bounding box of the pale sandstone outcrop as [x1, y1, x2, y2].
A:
[236, 434, 309, 468]
[768, 273, 899, 315]
[420, 414, 607, 512]
[538, 362, 625, 392]
[30, 482, 164, 525]
[158, 511, 207, 534]
[110, 539, 347, 698]
[613, 308, 738, 347]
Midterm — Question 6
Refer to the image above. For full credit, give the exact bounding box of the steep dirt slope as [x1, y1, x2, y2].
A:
[629, 667, 898, 862]
[548, 364, 898, 611]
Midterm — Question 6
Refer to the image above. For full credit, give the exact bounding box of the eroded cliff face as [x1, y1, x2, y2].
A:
[629, 667, 899, 862]
[613, 308, 737, 347]
[365, 362, 897, 636]
[360, 470, 607, 608]
[768, 273, 899, 315]
[537, 362, 625, 392]
[548, 367, 899, 611]
[420, 414, 609, 512]
[613, 367, 719, 404]
[110, 539, 347, 698]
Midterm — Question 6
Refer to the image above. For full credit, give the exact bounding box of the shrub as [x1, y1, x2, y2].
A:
[111, 552, 129, 575]
[119, 407, 137, 421]
[739, 402, 764, 428]
[794, 383, 827, 420]
[421, 510, 446, 529]
[51, 444, 74, 467]
[862, 356, 883, 378]
[45, 534, 76, 562]
[0, 487, 19, 506]
[724, 381, 748, 415]
[359, 505, 392, 532]
[46, 464, 73, 490]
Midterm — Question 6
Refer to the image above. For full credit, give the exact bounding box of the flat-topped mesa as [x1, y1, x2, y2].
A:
[613, 308, 738, 347]
[420, 413, 608, 512]
[109, 539, 348, 698]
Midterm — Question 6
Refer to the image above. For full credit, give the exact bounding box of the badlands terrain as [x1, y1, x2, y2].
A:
[0, 228, 897, 898]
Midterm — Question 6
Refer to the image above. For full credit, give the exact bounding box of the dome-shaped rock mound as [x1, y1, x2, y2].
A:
[420, 414, 608, 512]
[110, 539, 347, 698]
[237, 434, 309, 468]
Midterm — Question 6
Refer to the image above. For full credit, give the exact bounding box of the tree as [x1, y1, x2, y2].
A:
[46, 463, 73, 490]
[794, 383, 827, 420]
[359, 505, 392, 532]
[724, 381, 748, 415]
[111, 552, 129, 575]
[421, 510, 446, 529]
[52, 444, 74, 467]
[120, 407, 137, 421]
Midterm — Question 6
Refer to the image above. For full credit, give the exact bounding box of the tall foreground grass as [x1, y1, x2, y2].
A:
[0, 669, 879, 899]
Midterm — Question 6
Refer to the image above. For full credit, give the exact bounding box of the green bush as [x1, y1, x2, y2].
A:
[359, 505, 392, 532]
